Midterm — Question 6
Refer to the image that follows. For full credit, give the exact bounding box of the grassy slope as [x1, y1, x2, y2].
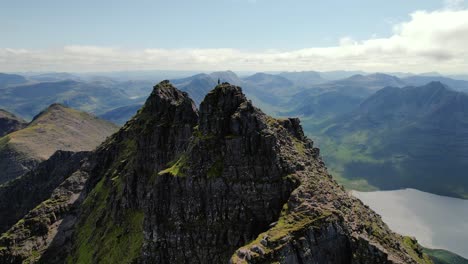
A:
[0, 104, 118, 183]
[303, 117, 381, 191]
[423, 248, 468, 264]
[5, 104, 118, 160]
[310, 122, 468, 198]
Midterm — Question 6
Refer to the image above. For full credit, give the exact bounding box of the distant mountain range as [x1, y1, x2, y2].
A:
[2, 70, 468, 199]
[313, 82, 468, 198]
[423, 248, 468, 264]
[0, 73, 28, 88]
[2, 70, 468, 123]
[99, 104, 143, 125]
[0, 104, 117, 183]
[278, 71, 326, 86]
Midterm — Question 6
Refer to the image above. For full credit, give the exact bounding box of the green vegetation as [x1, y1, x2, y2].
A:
[292, 138, 306, 156]
[359, 216, 394, 247]
[310, 133, 381, 191]
[69, 177, 144, 264]
[24, 250, 41, 264]
[423, 248, 468, 264]
[68, 133, 144, 264]
[402, 236, 433, 264]
[329, 170, 378, 192]
[158, 154, 188, 177]
[0, 136, 9, 149]
[262, 209, 332, 244]
[234, 203, 333, 262]
[0, 191, 71, 260]
[192, 126, 214, 142]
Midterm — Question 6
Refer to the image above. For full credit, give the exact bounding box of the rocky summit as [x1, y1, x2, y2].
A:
[0, 81, 432, 263]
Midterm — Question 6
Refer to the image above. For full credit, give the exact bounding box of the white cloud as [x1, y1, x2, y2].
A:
[1, 7, 468, 74]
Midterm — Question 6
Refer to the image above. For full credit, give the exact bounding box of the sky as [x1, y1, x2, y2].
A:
[1, 0, 468, 73]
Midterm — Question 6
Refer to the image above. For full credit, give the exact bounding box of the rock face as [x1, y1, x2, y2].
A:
[0, 110, 26, 137]
[0, 104, 118, 183]
[0, 151, 89, 263]
[0, 81, 433, 263]
[0, 151, 88, 233]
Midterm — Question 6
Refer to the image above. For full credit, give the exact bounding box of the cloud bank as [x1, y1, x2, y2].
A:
[2, 7, 468, 73]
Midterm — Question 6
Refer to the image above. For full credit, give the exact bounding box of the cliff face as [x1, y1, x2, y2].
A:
[139, 84, 300, 263]
[0, 81, 432, 264]
[0, 151, 88, 234]
[0, 151, 89, 264]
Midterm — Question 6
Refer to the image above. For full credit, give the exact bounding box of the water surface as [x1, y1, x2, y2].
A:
[352, 188, 468, 258]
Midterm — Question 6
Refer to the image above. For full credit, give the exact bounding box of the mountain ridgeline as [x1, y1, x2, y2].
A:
[0, 81, 431, 263]
[0, 104, 118, 183]
[318, 81, 468, 198]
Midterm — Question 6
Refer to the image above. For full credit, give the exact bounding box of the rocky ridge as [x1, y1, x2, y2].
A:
[0, 81, 432, 263]
[0, 151, 89, 263]
[0, 151, 88, 234]
[0, 110, 26, 137]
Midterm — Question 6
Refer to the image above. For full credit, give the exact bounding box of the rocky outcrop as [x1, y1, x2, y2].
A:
[139, 84, 300, 263]
[0, 81, 433, 263]
[65, 80, 200, 263]
[0, 151, 89, 263]
[0, 151, 88, 233]
[0, 110, 26, 137]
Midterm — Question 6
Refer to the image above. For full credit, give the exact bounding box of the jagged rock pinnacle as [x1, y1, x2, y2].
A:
[199, 82, 249, 135]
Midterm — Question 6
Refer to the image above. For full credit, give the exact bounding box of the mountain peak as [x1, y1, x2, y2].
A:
[151, 80, 190, 103]
[0, 104, 118, 183]
[30, 103, 71, 123]
[132, 80, 198, 127]
[425, 80, 447, 89]
[46, 102, 67, 111]
[199, 82, 248, 135]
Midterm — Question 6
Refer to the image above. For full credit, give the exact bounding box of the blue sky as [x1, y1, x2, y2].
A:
[2, 0, 443, 49]
[1, 0, 468, 73]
